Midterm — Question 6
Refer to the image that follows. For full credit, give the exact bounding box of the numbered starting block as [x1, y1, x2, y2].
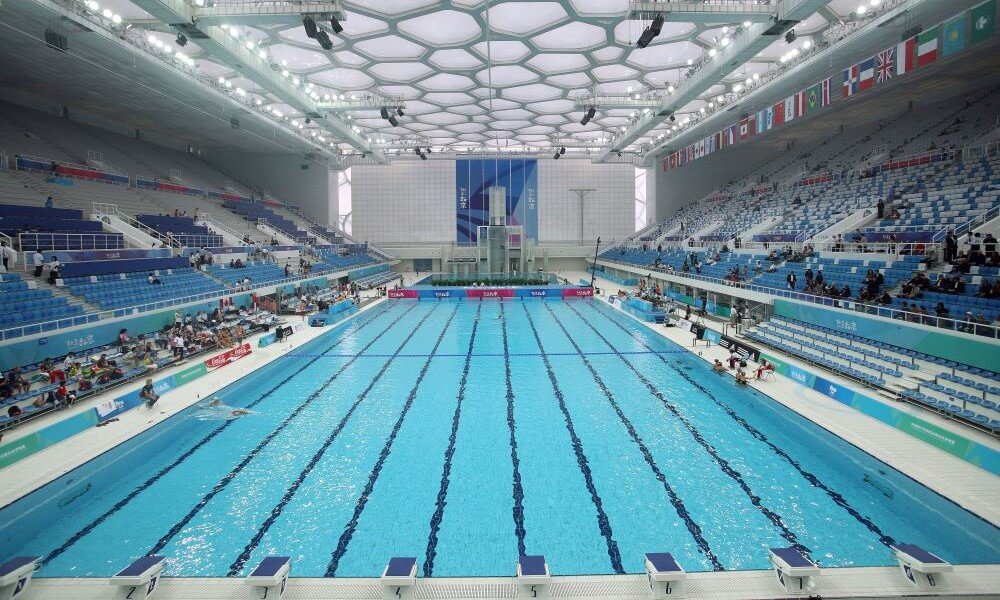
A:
[245, 556, 290, 600]
[0, 557, 38, 600]
[644, 552, 685, 599]
[768, 547, 819, 595]
[516, 555, 550, 599]
[110, 556, 165, 600]
[892, 544, 951, 591]
[380, 557, 418, 600]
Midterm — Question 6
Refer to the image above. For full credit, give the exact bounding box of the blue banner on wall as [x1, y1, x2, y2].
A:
[456, 159, 537, 243]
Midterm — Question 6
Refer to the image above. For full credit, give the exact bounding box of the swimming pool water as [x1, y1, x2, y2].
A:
[1, 299, 998, 578]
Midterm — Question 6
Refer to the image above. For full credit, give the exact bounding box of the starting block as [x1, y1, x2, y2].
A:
[892, 544, 952, 591]
[245, 556, 291, 599]
[0, 557, 38, 600]
[381, 557, 418, 600]
[768, 547, 818, 595]
[644, 552, 685, 599]
[110, 556, 165, 600]
[516, 555, 550, 598]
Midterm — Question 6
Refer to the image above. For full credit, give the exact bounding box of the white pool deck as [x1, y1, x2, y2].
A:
[2, 271, 999, 599]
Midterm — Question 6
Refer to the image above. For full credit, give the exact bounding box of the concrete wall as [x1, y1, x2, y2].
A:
[204, 151, 334, 226]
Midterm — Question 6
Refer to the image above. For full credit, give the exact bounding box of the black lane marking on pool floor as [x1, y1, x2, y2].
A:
[500, 303, 528, 559]
[423, 303, 482, 577]
[325, 303, 460, 576]
[145, 302, 424, 557]
[542, 303, 724, 571]
[580, 301, 897, 550]
[40, 301, 402, 567]
[227, 303, 441, 576]
[564, 302, 809, 556]
[523, 303, 625, 575]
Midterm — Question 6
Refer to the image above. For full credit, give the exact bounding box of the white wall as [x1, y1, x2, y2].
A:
[351, 158, 634, 244]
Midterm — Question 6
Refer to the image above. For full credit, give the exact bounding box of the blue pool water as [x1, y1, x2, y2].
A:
[1, 299, 998, 578]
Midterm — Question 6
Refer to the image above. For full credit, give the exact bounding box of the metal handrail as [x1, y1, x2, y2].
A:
[18, 232, 126, 253]
[93, 202, 179, 248]
[596, 257, 998, 339]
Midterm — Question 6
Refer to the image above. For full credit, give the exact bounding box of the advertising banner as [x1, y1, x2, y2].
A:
[456, 159, 537, 243]
[388, 289, 418, 299]
[204, 343, 252, 369]
[466, 288, 515, 299]
[562, 287, 594, 298]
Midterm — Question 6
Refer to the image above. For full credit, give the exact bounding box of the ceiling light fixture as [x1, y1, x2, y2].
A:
[315, 30, 333, 50]
[302, 15, 317, 39]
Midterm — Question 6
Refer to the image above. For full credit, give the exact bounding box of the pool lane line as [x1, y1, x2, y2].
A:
[280, 350, 689, 358]
[542, 303, 723, 571]
[40, 301, 402, 567]
[579, 302, 897, 550]
[423, 303, 482, 578]
[324, 303, 460, 577]
[227, 303, 442, 576]
[522, 303, 625, 575]
[500, 303, 528, 559]
[562, 302, 810, 556]
[145, 302, 425, 557]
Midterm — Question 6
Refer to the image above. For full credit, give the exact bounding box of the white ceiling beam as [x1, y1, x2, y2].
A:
[128, 0, 384, 162]
[192, 1, 344, 25]
[628, 1, 776, 23]
[598, 0, 830, 162]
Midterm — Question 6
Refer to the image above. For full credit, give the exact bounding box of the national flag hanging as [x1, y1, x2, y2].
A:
[794, 90, 807, 117]
[971, 0, 996, 45]
[740, 119, 748, 139]
[748, 114, 757, 136]
[773, 100, 785, 126]
[820, 77, 831, 107]
[896, 37, 916, 75]
[917, 27, 939, 66]
[765, 106, 774, 131]
[784, 96, 796, 122]
[942, 14, 968, 56]
[755, 110, 765, 134]
[843, 65, 859, 97]
[728, 124, 738, 145]
[858, 56, 876, 91]
[875, 47, 895, 84]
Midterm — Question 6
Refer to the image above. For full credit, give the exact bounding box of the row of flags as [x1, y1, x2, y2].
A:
[662, 0, 996, 172]
[844, 0, 995, 97]
[663, 78, 831, 169]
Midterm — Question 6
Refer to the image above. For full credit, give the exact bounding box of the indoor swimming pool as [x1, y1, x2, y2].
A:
[1, 299, 998, 579]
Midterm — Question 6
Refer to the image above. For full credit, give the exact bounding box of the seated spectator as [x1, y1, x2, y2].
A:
[40, 358, 66, 384]
[755, 360, 773, 379]
[140, 378, 159, 407]
[8, 404, 22, 418]
[148, 273, 161, 285]
[118, 328, 130, 347]
[47, 256, 61, 284]
[7, 367, 30, 396]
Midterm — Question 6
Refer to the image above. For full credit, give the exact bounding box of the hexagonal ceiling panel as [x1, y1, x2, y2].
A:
[181, 0, 845, 150]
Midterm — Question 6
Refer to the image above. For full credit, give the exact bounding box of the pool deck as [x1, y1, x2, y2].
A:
[574, 270, 1000, 527]
[3, 271, 1000, 599]
[20, 565, 1000, 598]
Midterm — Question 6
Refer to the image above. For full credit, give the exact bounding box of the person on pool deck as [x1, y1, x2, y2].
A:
[140, 378, 159, 408]
[755, 359, 774, 380]
[727, 352, 739, 370]
[713, 359, 726, 373]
